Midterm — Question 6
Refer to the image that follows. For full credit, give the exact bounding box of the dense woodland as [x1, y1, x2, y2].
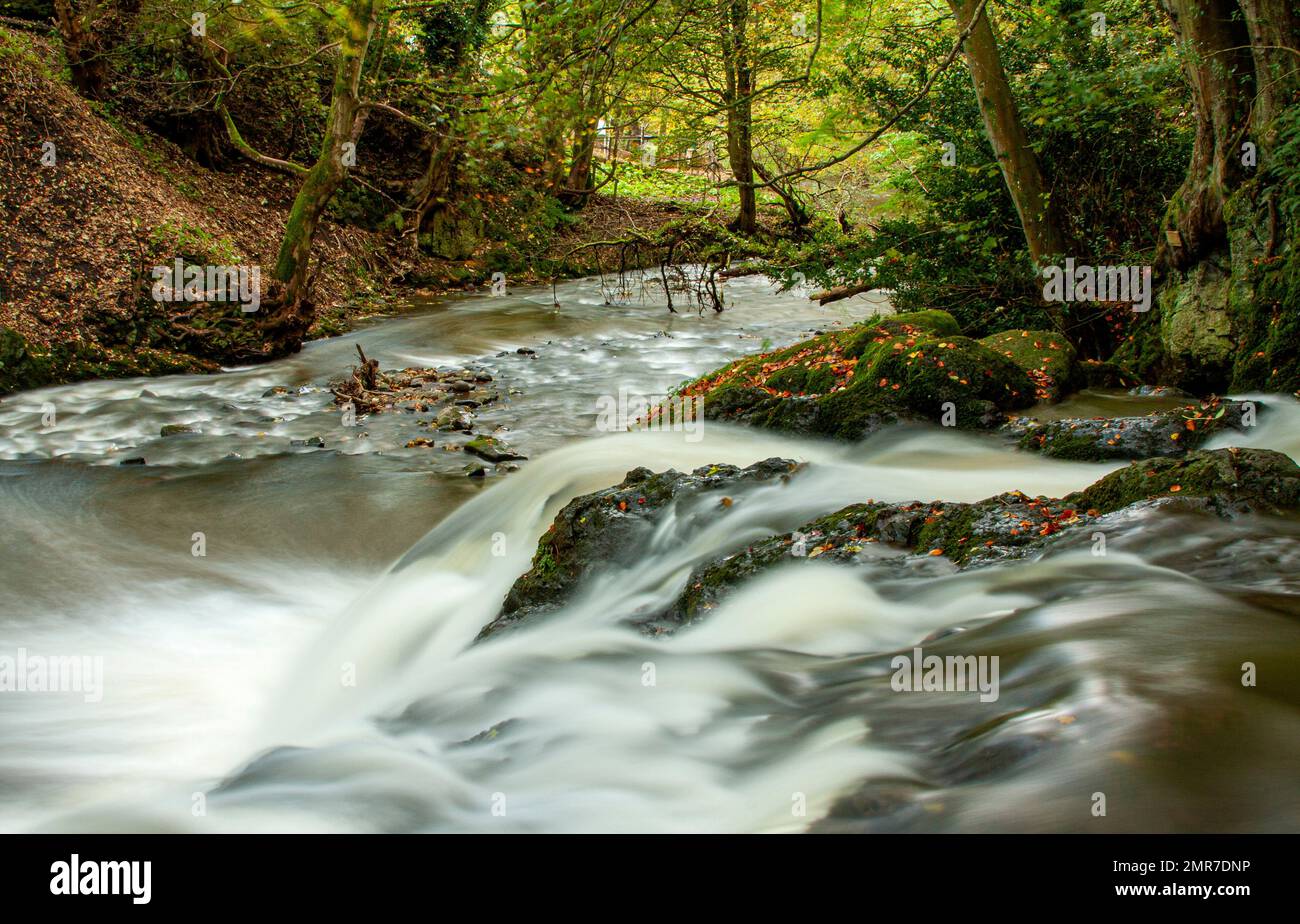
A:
[0, 0, 1295, 396]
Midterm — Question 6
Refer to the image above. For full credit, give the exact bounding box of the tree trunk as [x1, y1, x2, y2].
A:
[947, 0, 1068, 264]
[1116, 0, 1299, 392]
[1239, 0, 1300, 153]
[53, 0, 110, 99]
[1156, 0, 1254, 271]
[411, 122, 460, 232]
[270, 0, 380, 332]
[754, 159, 811, 231]
[407, 0, 490, 239]
[561, 121, 600, 207]
[723, 0, 757, 234]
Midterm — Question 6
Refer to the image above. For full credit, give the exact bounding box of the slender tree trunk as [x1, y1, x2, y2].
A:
[272, 0, 380, 316]
[723, 0, 757, 234]
[560, 56, 605, 208]
[947, 0, 1067, 264]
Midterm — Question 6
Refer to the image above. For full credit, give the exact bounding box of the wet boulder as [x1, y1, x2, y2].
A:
[1079, 359, 1142, 390]
[464, 436, 527, 463]
[977, 330, 1081, 402]
[680, 310, 1035, 439]
[1065, 447, 1300, 517]
[1014, 397, 1258, 461]
[435, 405, 475, 431]
[477, 458, 804, 641]
[658, 448, 1300, 629]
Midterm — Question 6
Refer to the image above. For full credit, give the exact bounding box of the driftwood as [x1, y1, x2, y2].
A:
[717, 264, 765, 280]
[329, 346, 501, 419]
[331, 344, 392, 413]
[355, 343, 379, 389]
[810, 282, 876, 305]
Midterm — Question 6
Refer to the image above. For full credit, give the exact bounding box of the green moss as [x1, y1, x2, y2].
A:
[0, 327, 212, 397]
[863, 334, 1033, 423]
[841, 309, 961, 359]
[1017, 424, 1111, 461]
[810, 387, 900, 438]
[1066, 449, 1300, 515]
[979, 329, 1079, 399]
[1229, 246, 1300, 393]
[533, 545, 560, 581]
[878, 309, 962, 337]
[764, 363, 837, 396]
[148, 219, 242, 266]
[911, 504, 982, 563]
[689, 308, 1032, 437]
[505, 533, 569, 611]
[1111, 313, 1169, 385]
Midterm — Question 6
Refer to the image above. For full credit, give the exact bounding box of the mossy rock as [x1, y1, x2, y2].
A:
[682, 310, 1034, 438]
[660, 448, 1300, 630]
[0, 327, 212, 396]
[1228, 220, 1300, 393]
[978, 329, 1081, 401]
[1110, 173, 1300, 395]
[1066, 448, 1300, 516]
[492, 449, 1300, 636]
[1078, 358, 1142, 389]
[1110, 313, 1169, 387]
[478, 458, 804, 641]
[1016, 398, 1258, 461]
[869, 309, 962, 339]
[464, 435, 526, 463]
[863, 333, 1033, 427]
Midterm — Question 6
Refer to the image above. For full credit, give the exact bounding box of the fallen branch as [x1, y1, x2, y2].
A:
[718, 264, 766, 279]
[811, 282, 876, 305]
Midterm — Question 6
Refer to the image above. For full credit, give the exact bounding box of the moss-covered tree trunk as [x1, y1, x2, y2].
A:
[1240, 0, 1300, 149]
[269, 0, 381, 342]
[1118, 0, 1298, 392]
[947, 0, 1067, 266]
[1156, 0, 1253, 272]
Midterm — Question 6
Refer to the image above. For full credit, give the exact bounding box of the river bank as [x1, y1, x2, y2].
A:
[0, 25, 753, 396]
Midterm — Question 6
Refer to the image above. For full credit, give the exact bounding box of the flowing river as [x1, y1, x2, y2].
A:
[2, 274, 1299, 833]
